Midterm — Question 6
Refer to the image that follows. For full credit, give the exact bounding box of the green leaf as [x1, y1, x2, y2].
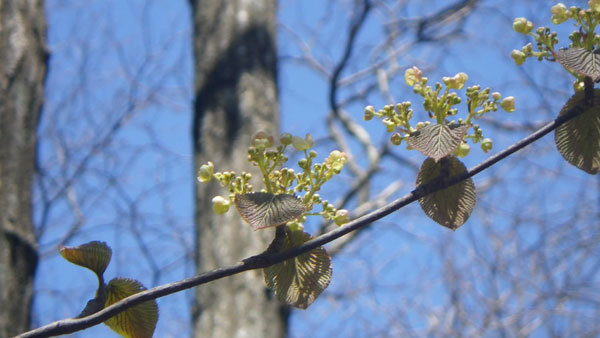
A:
[59, 241, 112, 279]
[104, 278, 158, 338]
[235, 192, 306, 230]
[554, 89, 600, 174]
[407, 123, 469, 161]
[416, 156, 476, 230]
[264, 231, 332, 309]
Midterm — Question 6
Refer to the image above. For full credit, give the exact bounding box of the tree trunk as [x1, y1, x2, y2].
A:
[189, 1, 287, 337]
[0, 0, 47, 336]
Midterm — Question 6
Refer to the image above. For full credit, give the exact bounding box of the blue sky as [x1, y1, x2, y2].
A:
[32, 0, 598, 337]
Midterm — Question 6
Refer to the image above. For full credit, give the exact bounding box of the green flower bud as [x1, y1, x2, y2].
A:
[551, 3, 570, 24]
[404, 66, 422, 86]
[500, 96, 515, 112]
[325, 150, 347, 172]
[383, 118, 395, 132]
[364, 105, 375, 120]
[252, 131, 274, 149]
[590, 0, 600, 12]
[390, 132, 402, 145]
[455, 142, 470, 158]
[280, 133, 292, 145]
[212, 196, 230, 214]
[333, 209, 349, 225]
[492, 92, 501, 101]
[521, 42, 533, 54]
[292, 133, 313, 151]
[481, 138, 493, 153]
[197, 161, 214, 183]
[513, 17, 534, 34]
[511, 50, 526, 65]
[298, 158, 308, 168]
[445, 72, 468, 90]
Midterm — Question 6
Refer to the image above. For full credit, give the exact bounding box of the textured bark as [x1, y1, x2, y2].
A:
[0, 0, 47, 337]
[189, 1, 288, 337]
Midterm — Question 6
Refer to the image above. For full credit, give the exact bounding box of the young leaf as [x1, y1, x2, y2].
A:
[59, 241, 112, 279]
[104, 278, 158, 338]
[234, 192, 306, 230]
[554, 89, 600, 174]
[556, 48, 600, 82]
[407, 123, 469, 161]
[264, 230, 332, 309]
[416, 156, 476, 230]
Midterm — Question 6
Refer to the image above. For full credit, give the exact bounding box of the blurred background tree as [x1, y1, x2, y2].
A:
[0, 0, 47, 336]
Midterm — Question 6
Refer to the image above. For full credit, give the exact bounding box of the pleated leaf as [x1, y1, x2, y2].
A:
[60, 241, 112, 278]
[554, 89, 600, 174]
[416, 156, 476, 230]
[407, 123, 469, 161]
[556, 47, 600, 82]
[104, 278, 158, 338]
[235, 192, 306, 230]
[264, 231, 332, 309]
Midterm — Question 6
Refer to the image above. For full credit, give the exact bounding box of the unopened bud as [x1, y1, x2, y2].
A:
[481, 138, 493, 153]
[404, 66, 423, 86]
[212, 196, 230, 214]
[513, 17, 534, 34]
[590, 0, 600, 12]
[500, 96, 515, 112]
[511, 50, 526, 65]
[280, 133, 292, 145]
[551, 3, 570, 24]
[292, 133, 313, 151]
[252, 131, 274, 149]
[390, 132, 402, 145]
[364, 105, 375, 120]
[197, 162, 214, 182]
[334, 209, 349, 225]
[455, 143, 470, 158]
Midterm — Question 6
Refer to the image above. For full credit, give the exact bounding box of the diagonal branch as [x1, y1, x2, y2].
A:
[17, 99, 588, 338]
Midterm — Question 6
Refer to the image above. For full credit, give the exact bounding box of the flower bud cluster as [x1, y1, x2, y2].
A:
[367, 68, 513, 157]
[512, 3, 600, 71]
[198, 131, 350, 227]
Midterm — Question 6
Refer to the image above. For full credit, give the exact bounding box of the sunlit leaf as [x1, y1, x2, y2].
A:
[264, 231, 332, 309]
[407, 123, 469, 161]
[555, 89, 600, 174]
[59, 241, 112, 278]
[104, 278, 158, 338]
[416, 156, 476, 230]
[556, 47, 600, 82]
[235, 192, 306, 230]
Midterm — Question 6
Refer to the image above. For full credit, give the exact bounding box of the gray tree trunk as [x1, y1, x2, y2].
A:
[189, 1, 288, 337]
[0, 0, 47, 336]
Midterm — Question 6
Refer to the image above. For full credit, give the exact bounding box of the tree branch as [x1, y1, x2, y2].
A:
[17, 99, 587, 337]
